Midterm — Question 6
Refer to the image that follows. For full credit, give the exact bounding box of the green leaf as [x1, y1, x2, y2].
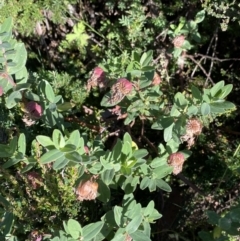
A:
[140, 177, 150, 190]
[97, 179, 110, 203]
[9, 136, 18, 154]
[101, 92, 116, 107]
[153, 165, 173, 179]
[191, 85, 202, 100]
[101, 169, 115, 185]
[1, 212, 14, 236]
[148, 179, 156, 192]
[130, 230, 151, 241]
[18, 133, 26, 155]
[210, 81, 225, 97]
[174, 92, 188, 108]
[52, 158, 69, 170]
[67, 219, 82, 239]
[52, 129, 65, 148]
[201, 102, 210, 115]
[8, 43, 27, 75]
[219, 217, 231, 230]
[14, 83, 31, 91]
[155, 179, 172, 192]
[113, 206, 123, 227]
[150, 157, 168, 168]
[21, 163, 35, 173]
[126, 215, 142, 234]
[218, 84, 233, 99]
[53, 95, 62, 103]
[194, 10, 205, 23]
[65, 151, 82, 163]
[144, 201, 155, 217]
[6, 90, 22, 109]
[2, 157, 21, 168]
[0, 194, 10, 207]
[187, 105, 198, 115]
[82, 221, 104, 241]
[57, 102, 73, 112]
[139, 78, 151, 89]
[66, 130, 82, 147]
[60, 144, 76, 153]
[133, 149, 148, 159]
[0, 17, 13, 36]
[112, 139, 122, 161]
[24, 91, 40, 101]
[140, 50, 153, 67]
[44, 80, 55, 103]
[148, 208, 162, 222]
[0, 144, 12, 157]
[36, 135, 55, 148]
[141, 66, 155, 72]
[164, 123, 174, 142]
[209, 101, 235, 114]
[15, 66, 28, 83]
[207, 211, 220, 225]
[40, 149, 65, 164]
[198, 231, 214, 241]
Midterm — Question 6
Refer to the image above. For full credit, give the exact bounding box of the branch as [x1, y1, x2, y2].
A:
[177, 173, 205, 196]
[205, 28, 218, 86]
[185, 54, 215, 85]
[195, 53, 240, 62]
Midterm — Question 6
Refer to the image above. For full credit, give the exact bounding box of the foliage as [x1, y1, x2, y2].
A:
[0, 0, 240, 240]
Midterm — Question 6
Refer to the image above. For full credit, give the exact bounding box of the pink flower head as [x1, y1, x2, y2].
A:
[152, 72, 162, 86]
[87, 67, 106, 91]
[93, 67, 105, 79]
[25, 101, 42, 119]
[116, 78, 133, 95]
[172, 35, 185, 48]
[109, 78, 133, 104]
[84, 146, 89, 155]
[168, 152, 185, 175]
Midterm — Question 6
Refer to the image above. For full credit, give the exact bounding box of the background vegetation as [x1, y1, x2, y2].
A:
[1, 0, 240, 240]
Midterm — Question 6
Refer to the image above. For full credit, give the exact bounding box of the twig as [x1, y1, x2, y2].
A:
[65, 116, 102, 132]
[205, 28, 218, 86]
[204, 30, 216, 64]
[195, 53, 240, 62]
[185, 54, 215, 85]
[176, 173, 205, 196]
[191, 56, 205, 79]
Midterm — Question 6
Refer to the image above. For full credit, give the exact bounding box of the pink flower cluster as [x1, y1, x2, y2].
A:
[168, 152, 185, 175]
[109, 78, 133, 104]
[87, 67, 106, 91]
[172, 35, 185, 48]
[25, 101, 43, 119]
[22, 101, 43, 126]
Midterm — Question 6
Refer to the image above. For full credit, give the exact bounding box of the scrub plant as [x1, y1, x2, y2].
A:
[0, 17, 236, 241]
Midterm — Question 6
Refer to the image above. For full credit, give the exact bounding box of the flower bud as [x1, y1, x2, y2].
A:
[25, 101, 43, 119]
[152, 72, 162, 85]
[87, 67, 106, 91]
[172, 35, 185, 48]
